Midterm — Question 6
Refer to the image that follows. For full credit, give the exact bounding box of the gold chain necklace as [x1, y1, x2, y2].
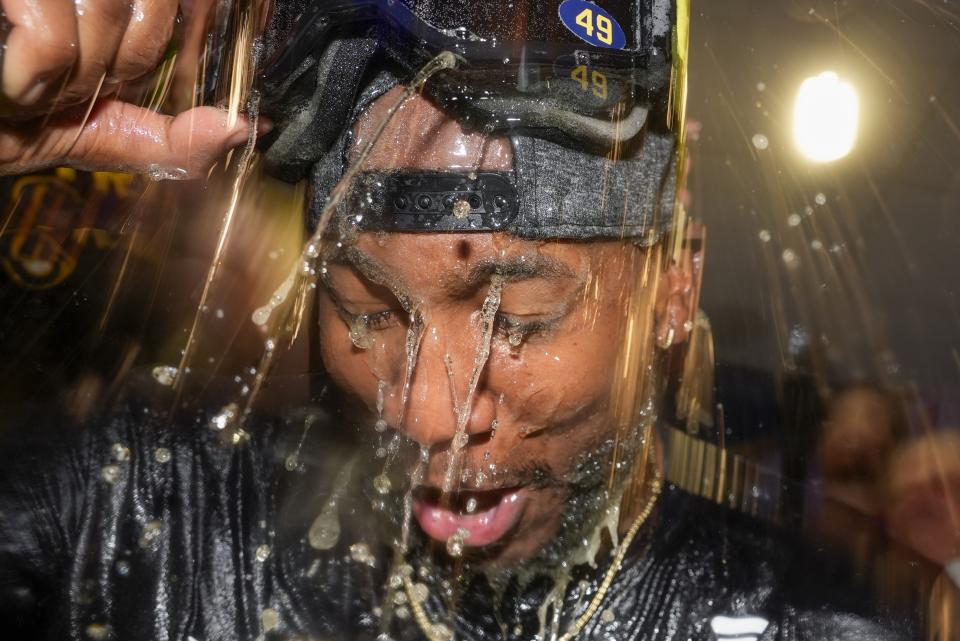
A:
[403, 473, 663, 641]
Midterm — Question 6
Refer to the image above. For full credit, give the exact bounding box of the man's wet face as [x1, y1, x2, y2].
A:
[314, 88, 663, 565]
[318, 234, 651, 564]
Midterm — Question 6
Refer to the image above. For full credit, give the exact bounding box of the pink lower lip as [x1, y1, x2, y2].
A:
[412, 489, 526, 547]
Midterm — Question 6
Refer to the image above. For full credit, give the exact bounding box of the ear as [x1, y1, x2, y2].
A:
[655, 221, 706, 348]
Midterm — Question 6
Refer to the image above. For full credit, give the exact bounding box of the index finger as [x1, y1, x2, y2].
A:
[1, 0, 79, 106]
[0, 99, 266, 177]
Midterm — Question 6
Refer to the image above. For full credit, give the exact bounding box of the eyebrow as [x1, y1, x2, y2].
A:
[463, 254, 577, 285]
[332, 245, 580, 301]
[332, 245, 417, 312]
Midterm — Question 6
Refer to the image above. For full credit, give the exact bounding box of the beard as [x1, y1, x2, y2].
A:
[362, 420, 649, 590]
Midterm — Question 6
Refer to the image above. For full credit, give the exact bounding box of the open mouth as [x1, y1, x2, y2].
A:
[412, 485, 527, 548]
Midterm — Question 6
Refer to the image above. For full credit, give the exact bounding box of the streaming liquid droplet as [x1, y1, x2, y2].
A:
[210, 403, 239, 431]
[308, 502, 341, 550]
[101, 465, 121, 484]
[408, 582, 429, 603]
[349, 542, 377, 567]
[111, 443, 130, 462]
[430, 624, 454, 641]
[443, 276, 503, 493]
[85, 623, 110, 641]
[284, 454, 301, 471]
[508, 331, 523, 347]
[446, 527, 469, 557]
[151, 365, 178, 386]
[373, 474, 392, 494]
[452, 199, 471, 219]
[139, 520, 162, 550]
[375, 418, 388, 433]
[465, 497, 478, 513]
[261, 608, 279, 632]
[255, 544, 271, 562]
[349, 320, 372, 349]
[154, 447, 171, 464]
[600, 608, 616, 624]
[251, 267, 297, 327]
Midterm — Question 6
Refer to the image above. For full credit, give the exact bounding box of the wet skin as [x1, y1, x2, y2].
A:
[315, 89, 692, 565]
[320, 233, 653, 563]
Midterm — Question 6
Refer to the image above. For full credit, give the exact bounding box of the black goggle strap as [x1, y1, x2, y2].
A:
[345, 171, 519, 233]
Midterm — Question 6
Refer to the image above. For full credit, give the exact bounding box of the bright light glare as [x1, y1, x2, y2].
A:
[793, 71, 860, 163]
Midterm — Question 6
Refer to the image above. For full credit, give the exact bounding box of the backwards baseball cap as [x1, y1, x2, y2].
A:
[259, 0, 689, 242]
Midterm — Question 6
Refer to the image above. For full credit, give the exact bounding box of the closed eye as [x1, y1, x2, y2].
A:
[494, 313, 557, 341]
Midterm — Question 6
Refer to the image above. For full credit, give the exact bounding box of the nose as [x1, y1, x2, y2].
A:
[386, 321, 497, 448]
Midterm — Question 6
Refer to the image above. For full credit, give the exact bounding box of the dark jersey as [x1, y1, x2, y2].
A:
[0, 396, 916, 641]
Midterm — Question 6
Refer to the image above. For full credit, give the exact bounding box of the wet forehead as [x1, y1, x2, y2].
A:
[347, 233, 589, 296]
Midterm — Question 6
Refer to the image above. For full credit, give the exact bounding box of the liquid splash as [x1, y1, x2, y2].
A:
[441, 275, 503, 494]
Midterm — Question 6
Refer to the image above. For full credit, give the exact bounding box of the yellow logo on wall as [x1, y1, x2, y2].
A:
[0, 168, 137, 290]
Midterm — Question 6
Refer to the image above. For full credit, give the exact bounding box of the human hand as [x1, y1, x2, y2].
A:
[0, 0, 255, 176]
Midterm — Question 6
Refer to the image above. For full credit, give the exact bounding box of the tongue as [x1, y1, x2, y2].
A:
[412, 489, 526, 548]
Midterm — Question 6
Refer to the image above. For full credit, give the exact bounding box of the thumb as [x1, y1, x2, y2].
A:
[0, 99, 269, 177]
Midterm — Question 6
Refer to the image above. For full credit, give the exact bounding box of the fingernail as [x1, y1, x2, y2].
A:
[257, 117, 274, 136]
[227, 126, 252, 148]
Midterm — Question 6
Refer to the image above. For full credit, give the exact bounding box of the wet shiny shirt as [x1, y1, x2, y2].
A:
[0, 396, 915, 641]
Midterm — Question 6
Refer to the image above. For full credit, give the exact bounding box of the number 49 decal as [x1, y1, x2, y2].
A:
[559, 0, 627, 49]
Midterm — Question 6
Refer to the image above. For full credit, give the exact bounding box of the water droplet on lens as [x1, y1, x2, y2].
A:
[154, 447, 171, 464]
